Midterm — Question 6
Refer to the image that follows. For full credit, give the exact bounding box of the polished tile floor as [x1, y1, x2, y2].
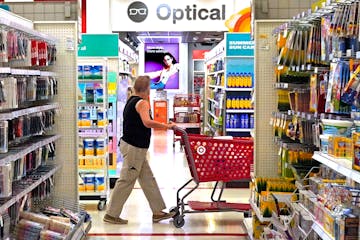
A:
[83, 130, 251, 240]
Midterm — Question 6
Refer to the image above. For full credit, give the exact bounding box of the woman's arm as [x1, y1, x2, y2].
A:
[144, 70, 162, 80]
[136, 99, 174, 129]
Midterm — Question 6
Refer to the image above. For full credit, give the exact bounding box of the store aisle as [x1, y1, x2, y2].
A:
[84, 129, 250, 240]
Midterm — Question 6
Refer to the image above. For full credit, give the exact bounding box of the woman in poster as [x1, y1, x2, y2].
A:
[146, 52, 180, 89]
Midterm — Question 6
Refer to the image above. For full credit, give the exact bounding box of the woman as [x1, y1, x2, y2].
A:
[147, 52, 180, 89]
[103, 75, 176, 224]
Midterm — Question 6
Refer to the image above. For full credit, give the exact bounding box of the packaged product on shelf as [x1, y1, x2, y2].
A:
[0, 163, 12, 198]
[95, 174, 105, 192]
[352, 132, 360, 171]
[95, 138, 105, 156]
[83, 139, 95, 156]
[40, 229, 65, 240]
[84, 174, 95, 191]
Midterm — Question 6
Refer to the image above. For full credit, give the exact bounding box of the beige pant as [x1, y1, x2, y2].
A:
[106, 139, 166, 218]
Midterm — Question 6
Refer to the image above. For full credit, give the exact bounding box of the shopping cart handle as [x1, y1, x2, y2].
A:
[172, 126, 187, 134]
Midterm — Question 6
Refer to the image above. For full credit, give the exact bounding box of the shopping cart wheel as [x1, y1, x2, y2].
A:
[243, 211, 250, 218]
[97, 200, 106, 211]
[169, 206, 179, 217]
[173, 215, 185, 228]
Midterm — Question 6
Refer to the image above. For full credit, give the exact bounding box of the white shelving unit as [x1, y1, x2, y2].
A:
[77, 59, 110, 211]
[204, 40, 225, 136]
[312, 152, 360, 183]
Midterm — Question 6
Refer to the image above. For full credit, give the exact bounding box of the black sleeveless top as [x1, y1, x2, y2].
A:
[121, 96, 151, 148]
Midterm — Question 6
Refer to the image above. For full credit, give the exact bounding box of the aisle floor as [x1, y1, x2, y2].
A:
[83, 130, 251, 240]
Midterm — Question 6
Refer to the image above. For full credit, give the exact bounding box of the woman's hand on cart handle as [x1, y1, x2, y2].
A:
[165, 121, 177, 130]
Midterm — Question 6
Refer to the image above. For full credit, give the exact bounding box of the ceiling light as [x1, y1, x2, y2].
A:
[192, 36, 199, 41]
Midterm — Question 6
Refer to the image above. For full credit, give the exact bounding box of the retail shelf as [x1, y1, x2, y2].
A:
[79, 191, 107, 197]
[207, 110, 219, 120]
[207, 98, 219, 105]
[78, 102, 105, 107]
[78, 79, 103, 83]
[226, 128, 252, 132]
[208, 84, 225, 89]
[40, 71, 56, 77]
[204, 50, 224, 63]
[207, 70, 225, 76]
[78, 126, 107, 130]
[226, 109, 254, 113]
[312, 152, 360, 183]
[78, 133, 107, 138]
[274, 82, 308, 90]
[206, 122, 217, 133]
[243, 218, 253, 240]
[0, 165, 60, 213]
[78, 169, 105, 174]
[119, 71, 131, 75]
[249, 199, 272, 222]
[225, 87, 253, 91]
[194, 70, 204, 74]
[176, 122, 201, 129]
[311, 221, 334, 240]
[0, 135, 60, 166]
[10, 69, 41, 76]
[0, 103, 60, 120]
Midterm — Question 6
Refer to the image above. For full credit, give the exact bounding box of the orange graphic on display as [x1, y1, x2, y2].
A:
[225, 7, 251, 33]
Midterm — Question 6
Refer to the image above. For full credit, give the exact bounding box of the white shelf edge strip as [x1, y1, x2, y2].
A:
[313, 152, 360, 183]
[243, 218, 253, 240]
[249, 199, 272, 222]
[0, 103, 60, 120]
[0, 17, 57, 44]
[311, 221, 334, 240]
[0, 165, 60, 212]
[0, 135, 61, 166]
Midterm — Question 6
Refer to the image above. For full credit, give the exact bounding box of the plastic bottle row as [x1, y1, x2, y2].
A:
[227, 72, 253, 88]
[207, 59, 224, 73]
[226, 97, 253, 109]
[226, 113, 254, 129]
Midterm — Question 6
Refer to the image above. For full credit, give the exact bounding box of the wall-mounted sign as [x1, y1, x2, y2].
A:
[78, 34, 118, 57]
[111, 0, 250, 31]
[144, 43, 180, 90]
[225, 33, 254, 57]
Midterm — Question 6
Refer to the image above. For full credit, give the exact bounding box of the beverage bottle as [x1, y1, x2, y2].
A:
[240, 114, 245, 128]
[239, 98, 244, 109]
[231, 97, 236, 109]
[235, 97, 240, 109]
[244, 114, 249, 128]
[226, 97, 231, 109]
[250, 114, 254, 128]
[233, 114, 238, 128]
[229, 114, 234, 128]
[235, 72, 240, 87]
[248, 72, 253, 88]
[226, 114, 230, 128]
[227, 72, 232, 87]
[239, 73, 244, 88]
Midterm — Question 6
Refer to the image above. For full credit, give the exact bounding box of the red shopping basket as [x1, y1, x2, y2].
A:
[175, 128, 253, 183]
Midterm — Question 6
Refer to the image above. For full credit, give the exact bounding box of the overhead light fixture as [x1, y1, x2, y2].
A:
[192, 36, 199, 41]
[137, 35, 182, 43]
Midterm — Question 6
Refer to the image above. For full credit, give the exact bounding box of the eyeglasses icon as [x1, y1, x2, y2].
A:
[129, 8, 147, 16]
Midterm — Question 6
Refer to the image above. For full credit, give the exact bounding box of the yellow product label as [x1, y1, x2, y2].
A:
[96, 148, 105, 156]
[85, 149, 94, 156]
[235, 98, 240, 109]
[231, 98, 236, 109]
[239, 74, 244, 87]
[226, 98, 232, 109]
[239, 98, 244, 109]
[98, 120, 107, 126]
[78, 184, 85, 192]
[235, 74, 240, 87]
[85, 184, 95, 191]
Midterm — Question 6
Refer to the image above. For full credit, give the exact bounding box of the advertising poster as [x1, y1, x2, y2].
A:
[144, 43, 180, 90]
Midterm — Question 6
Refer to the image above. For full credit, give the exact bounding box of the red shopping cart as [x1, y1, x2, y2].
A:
[170, 127, 253, 228]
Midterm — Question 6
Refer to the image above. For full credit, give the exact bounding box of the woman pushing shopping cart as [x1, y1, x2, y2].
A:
[170, 126, 254, 228]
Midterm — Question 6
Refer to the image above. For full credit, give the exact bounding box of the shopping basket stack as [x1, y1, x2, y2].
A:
[170, 127, 253, 228]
